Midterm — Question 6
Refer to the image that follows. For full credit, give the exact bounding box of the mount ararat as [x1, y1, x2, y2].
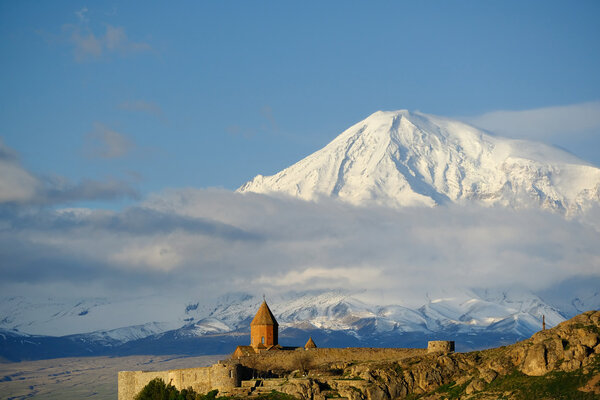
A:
[239, 110, 600, 215]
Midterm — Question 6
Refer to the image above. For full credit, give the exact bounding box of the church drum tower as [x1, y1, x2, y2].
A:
[250, 300, 278, 348]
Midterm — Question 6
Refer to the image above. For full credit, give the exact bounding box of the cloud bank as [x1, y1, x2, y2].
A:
[2, 185, 599, 308]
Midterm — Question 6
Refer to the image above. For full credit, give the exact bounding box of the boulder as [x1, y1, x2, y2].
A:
[465, 378, 485, 394]
[479, 369, 498, 384]
[575, 329, 599, 348]
[521, 344, 549, 376]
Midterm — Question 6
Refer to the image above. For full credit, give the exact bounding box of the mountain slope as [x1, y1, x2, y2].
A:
[0, 290, 569, 340]
[239, 110, 600, 215]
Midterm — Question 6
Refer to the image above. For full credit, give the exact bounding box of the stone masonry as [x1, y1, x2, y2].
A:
[118, 361, 242, 400]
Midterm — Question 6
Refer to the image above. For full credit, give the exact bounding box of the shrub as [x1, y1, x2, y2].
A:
[134, 378, 219, 400]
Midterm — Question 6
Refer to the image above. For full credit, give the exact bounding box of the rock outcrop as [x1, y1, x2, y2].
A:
[239, 311, 600, 399]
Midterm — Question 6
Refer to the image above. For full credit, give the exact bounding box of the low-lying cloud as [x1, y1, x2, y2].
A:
[2, 186, 599, 308]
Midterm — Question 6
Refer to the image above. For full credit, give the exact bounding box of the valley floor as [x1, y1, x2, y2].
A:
[0, 354, 223, 400]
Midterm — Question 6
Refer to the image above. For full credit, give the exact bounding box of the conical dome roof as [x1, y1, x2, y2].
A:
[250, 301, 278, 326]
[304, 337, 317, 349]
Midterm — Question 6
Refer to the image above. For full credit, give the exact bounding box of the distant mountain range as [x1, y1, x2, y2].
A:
[239, 110, 600, 215]
[2, 285, 599, 361]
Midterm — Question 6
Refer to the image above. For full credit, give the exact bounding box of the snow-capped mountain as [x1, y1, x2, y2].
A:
[0, 296, 182, 337]
[239, 110, 600, 215]
[2, 286, 598, 361]
[0, 290, 563, 341]
[0, 290, 580, 342]
[186, 290, 565, 335]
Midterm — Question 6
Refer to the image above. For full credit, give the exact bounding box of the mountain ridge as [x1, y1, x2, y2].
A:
[4, 286, 599, 361]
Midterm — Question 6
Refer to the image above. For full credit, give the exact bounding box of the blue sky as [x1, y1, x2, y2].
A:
[1, 1, 599, 207]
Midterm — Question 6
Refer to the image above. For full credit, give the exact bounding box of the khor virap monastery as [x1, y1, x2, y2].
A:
[118, 301, 454, 400]
[232, 300, 317, 357]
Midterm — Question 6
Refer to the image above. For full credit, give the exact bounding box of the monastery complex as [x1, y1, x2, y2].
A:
[118, 301, 454, 400]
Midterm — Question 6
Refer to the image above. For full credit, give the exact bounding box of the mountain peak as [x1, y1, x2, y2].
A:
[367, 109, 410, 118]
[239, 111, 600, 214]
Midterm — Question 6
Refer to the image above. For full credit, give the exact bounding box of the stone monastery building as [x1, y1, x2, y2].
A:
[233, 300, 317, 357]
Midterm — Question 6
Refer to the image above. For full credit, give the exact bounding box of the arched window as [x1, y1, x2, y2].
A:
[261, 336, 265, 344]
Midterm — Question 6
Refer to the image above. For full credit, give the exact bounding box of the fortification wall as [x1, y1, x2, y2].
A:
[118, 362, 241, 400]
[118, 347, 438, 399]
[236, 347, 427, 371]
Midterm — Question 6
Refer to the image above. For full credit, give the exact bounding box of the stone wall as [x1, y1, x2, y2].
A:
[118, 347, 429, 399]
[236, 347, 427, 372]
[427, 340, 455, 354]
[118, 361, 241, 400]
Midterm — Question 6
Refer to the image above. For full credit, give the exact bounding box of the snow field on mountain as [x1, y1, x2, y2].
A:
[239, 110, 600, 215]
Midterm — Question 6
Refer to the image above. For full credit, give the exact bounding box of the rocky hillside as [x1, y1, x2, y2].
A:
[237, 310, 600, 399]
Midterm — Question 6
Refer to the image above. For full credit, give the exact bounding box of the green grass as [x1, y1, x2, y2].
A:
[485, 355, 600, 400]
[433, 380, 470, 399]
[402, 380, 469, 400]
[392, 363, 403, 375]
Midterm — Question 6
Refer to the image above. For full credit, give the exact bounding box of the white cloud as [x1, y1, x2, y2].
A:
[0, 160, 39, 203]
[463, 101, 600, 142]
[0, 139, 137, 205]
[253, 266, 383, 288]
[110, 243, 182, 271]
[0, 140, 39, 203]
